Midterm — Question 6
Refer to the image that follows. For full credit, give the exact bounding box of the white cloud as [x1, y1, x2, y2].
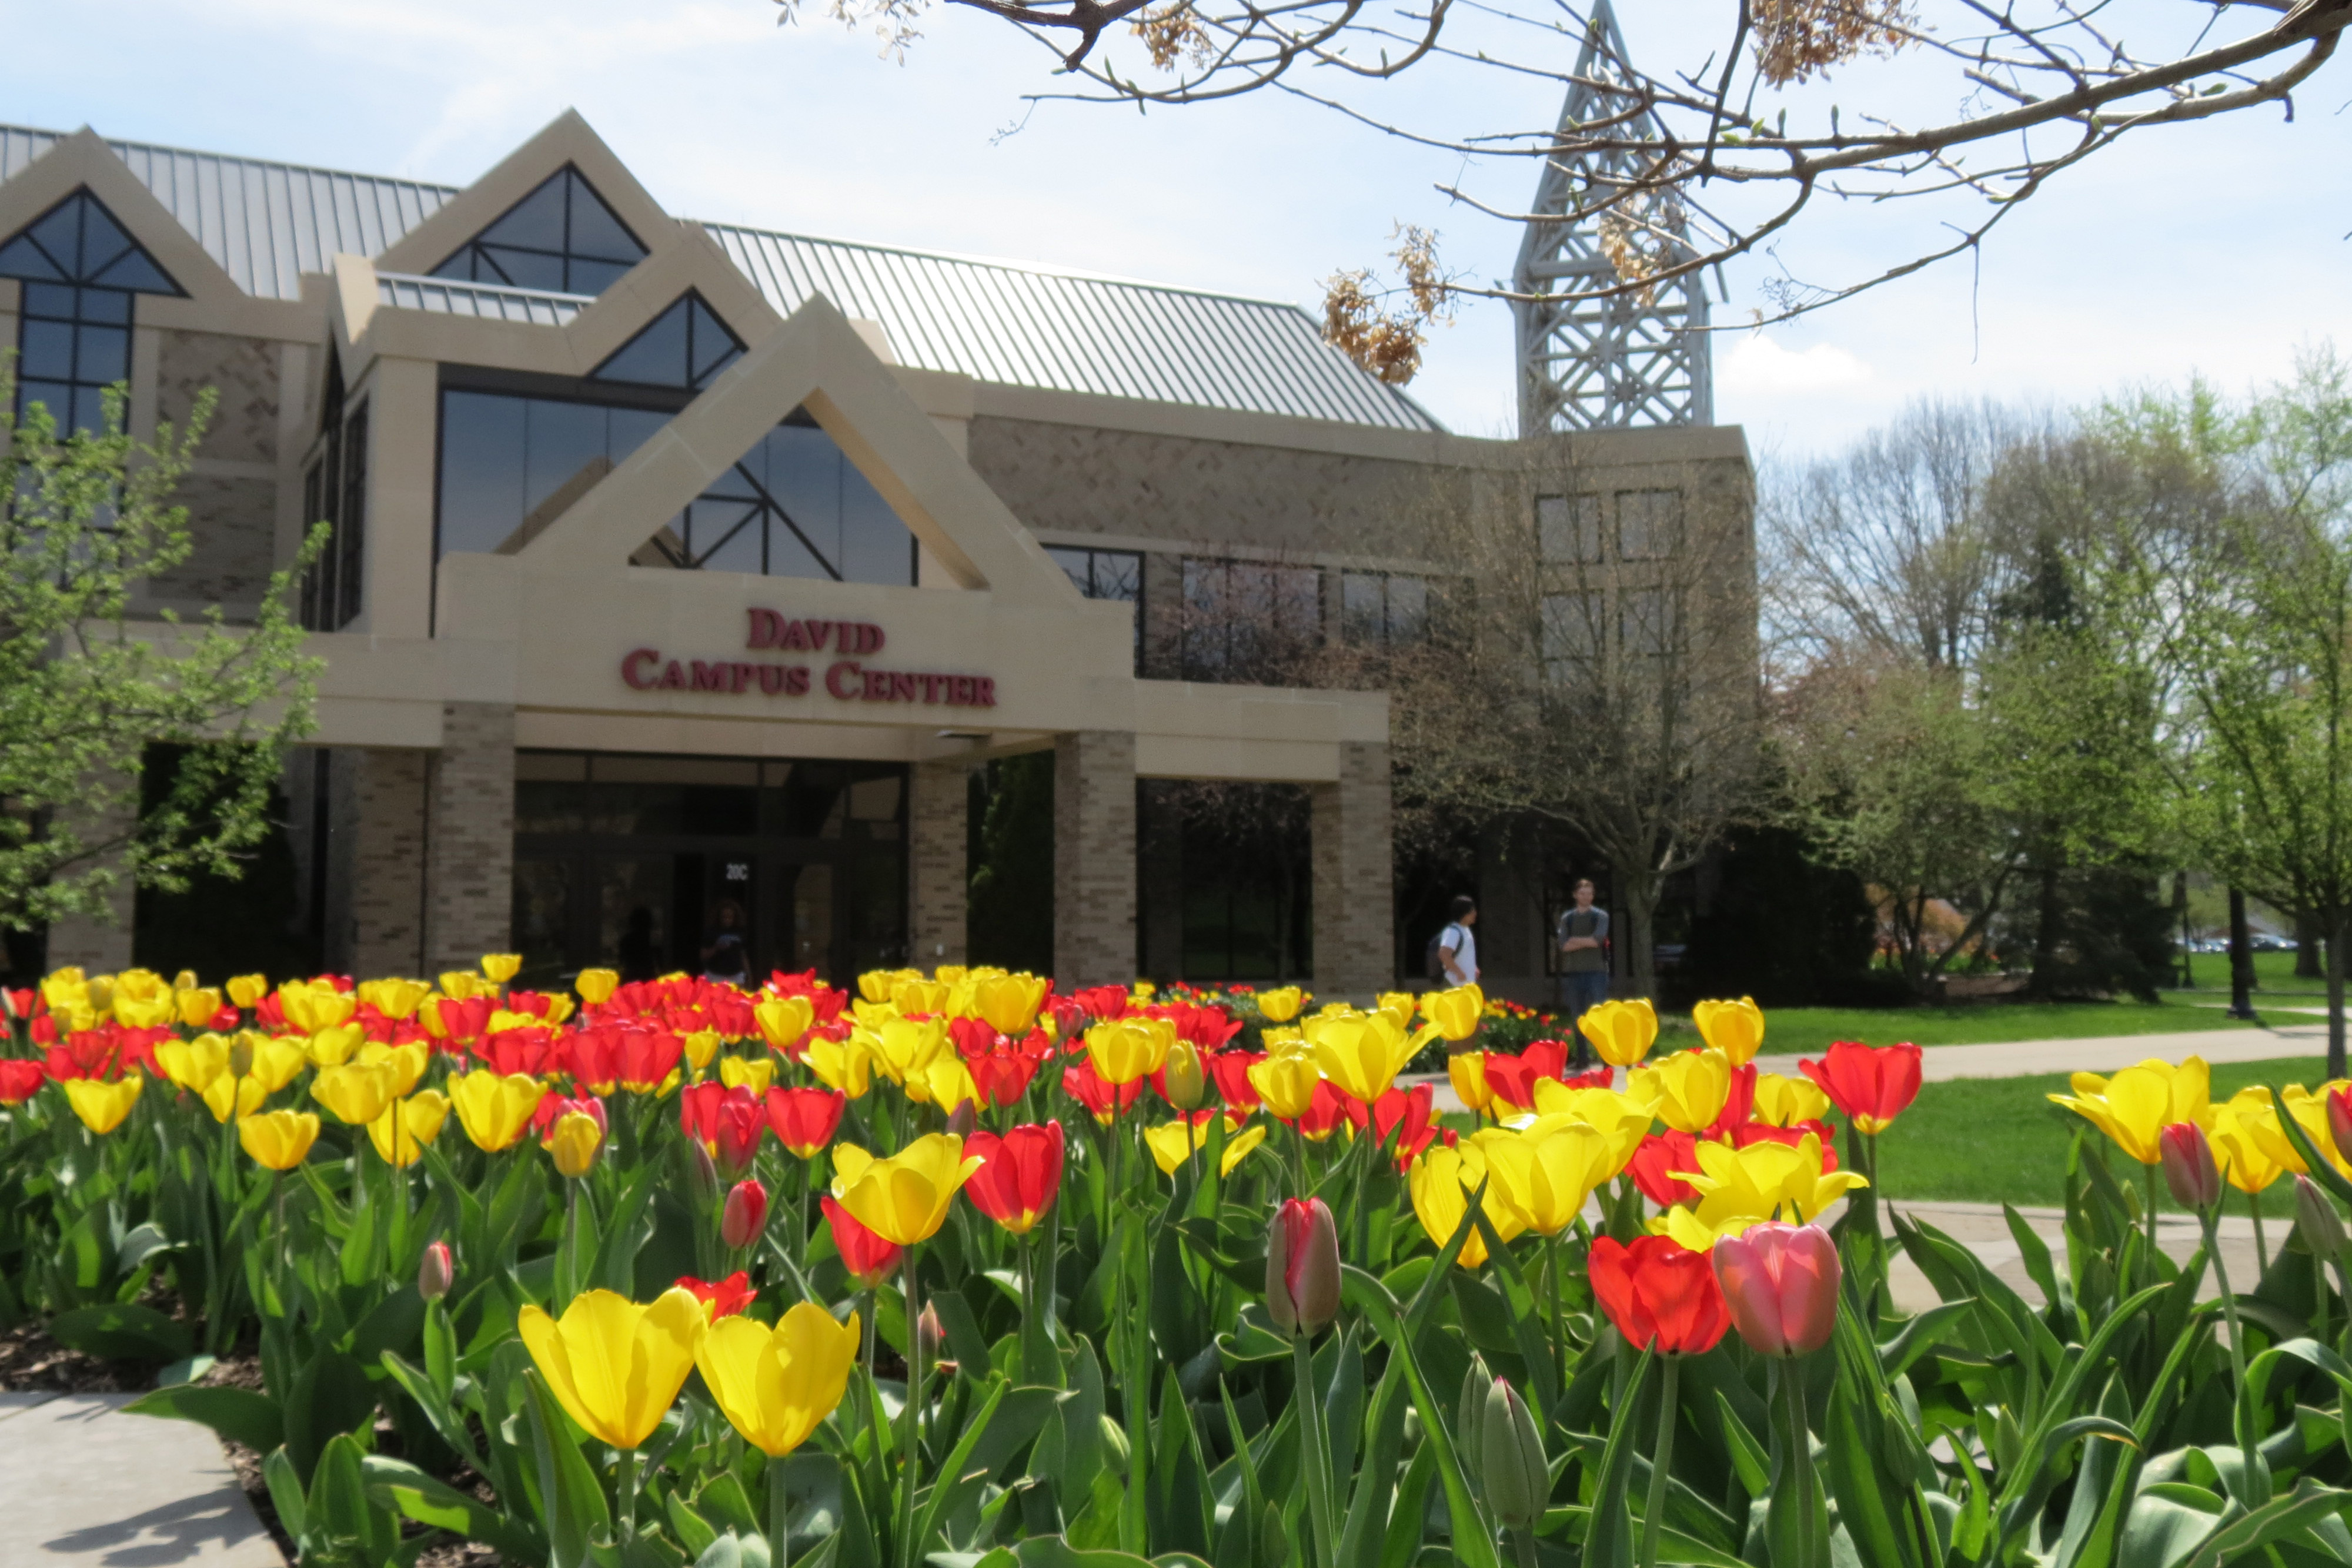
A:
[1720, 333, 1873, 396]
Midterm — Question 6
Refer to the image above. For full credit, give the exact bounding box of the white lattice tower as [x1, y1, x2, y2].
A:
[1512, 0, 1713, 434]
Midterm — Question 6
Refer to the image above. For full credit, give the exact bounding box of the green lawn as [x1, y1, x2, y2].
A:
[1875, 1054, 2333, 1215]
[2177, 948, 2333, 1004]
[1739, 998, 2253, 1060]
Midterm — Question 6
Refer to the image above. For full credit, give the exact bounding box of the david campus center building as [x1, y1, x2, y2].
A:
[0, 113, 1752, 999]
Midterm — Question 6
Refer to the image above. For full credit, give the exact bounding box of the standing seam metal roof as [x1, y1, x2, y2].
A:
[0, 123, 1442, 432]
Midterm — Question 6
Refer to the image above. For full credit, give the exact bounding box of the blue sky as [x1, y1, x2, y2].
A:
[6, 0, 2347, 457]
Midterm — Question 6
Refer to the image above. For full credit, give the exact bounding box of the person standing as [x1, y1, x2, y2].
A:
[1556, 878, 1610, 1062]
[1436, 895, 1479, 989]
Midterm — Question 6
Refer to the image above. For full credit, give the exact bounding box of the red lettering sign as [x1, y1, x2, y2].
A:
[620, 645, 990, 708]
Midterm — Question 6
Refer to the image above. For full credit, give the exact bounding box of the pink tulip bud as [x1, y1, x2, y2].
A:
[1710, 1222, 1838, 1358]
[2329, 1086, 2352, 1166]
[916, 1301, 949, 1374]
[1265, 1196, 1340, 1337]
[417, 1240, 453, 1303]
[946, 1099, 977, 1139]
[2160, 1122, 2220, 1211]
[721, 1178, 770, 1249]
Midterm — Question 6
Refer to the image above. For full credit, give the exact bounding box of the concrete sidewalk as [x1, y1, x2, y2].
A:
[1873, 1200, 2270, 1314]
[1, 1391, 277, 1564]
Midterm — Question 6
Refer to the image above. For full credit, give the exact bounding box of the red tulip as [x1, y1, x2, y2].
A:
[1267, 1196, 1341, 1337]
[1560, 1065, 1614, 1091]
[1626, 1131, 1701, 1208]
[1063, 1060, 1144, 1123]
[823, 1194, 904, 1286]
[763, 1085, 847, 1159]
[1702, 1064, 1759, 1139]
[477, 1025, 554, 1077]
[417, 1240, 453, 1302]
[676, 1270, 759, 1321]
[1071, 985, 1130, 1021]
[1589, 1235, 1730, 1355]
[1207, 1050, 1267, 1111]
[1797, 1041, 1922, 1134]
[1294, 1079, 1356, 1142]
[1342, 1085, 1438, 1170]
[968, 1045, 1043, 1107]
[0, 1058, 46, 1104]
[1732, 1121, 1841, 1171]
[2329, 1085, 2352, 1165]
[2160, 1121, 2221, 1210]
[721, 1178, 770, 1249]
[532, 1092, 607, 1142]
[616, 1027, 684, 1092]
[681, 1083, 766, 1178]
[964, 1122, 1067, 1235]
[1710, 1222, 1839, 1357]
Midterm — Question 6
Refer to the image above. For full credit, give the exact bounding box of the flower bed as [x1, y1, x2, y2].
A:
[1, 962, 2348, 1568]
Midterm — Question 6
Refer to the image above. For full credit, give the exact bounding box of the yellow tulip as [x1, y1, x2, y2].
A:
[225, 974, 269, 1009]
[681, 1029, 721, 1074]
[367, 1091, 451, 1168]
[356, 978, 434, 1020]
[973, 972, 1048, 1037]
[1247, 1049, 1322, 1121]
[696, 1303, 861, 1457]
[1628, 1048, 1732, 1135]
[1408, 1143, 1522, 1269]
[719, 1056, 775, 1095]
[480, 953, 522, 984]
[937, 965, 970, 985]
[438, 971, 485, 1002]
[804, 1033, 874, 1099]
[1690, 997, 1766, 1066]
[1376, 991, 1418, 1026]
[519, 1288, 706, 1450]
[831, 1134, 984, 1245]
[242, 1033, 310, 1094]
[2247, 1081, 2352, 1180]
[1655, 1206, 1760, 1252]
[358, 1041, 430, 1098]
[2208, 1090, 2286, 1194]
[450, 1071, 547, 1152]
[278, 981, 358, 1034]
[1526, 1084, 1655, 1175]
[64, 1072, 143, 1135]
[201, 1072, 269, 1124]
[172, 970, 200, 991]
[2049, 1057, 2211, 1166]
[111, 969, 178, 1028]
[174, 987, 224, 1029]
[754, 995, 815, 1054]
[865, 1017, 950, 1086]
[576, 968, 621, 1007]
[549, 1111, 604, 1178]
[857, 968, 914, 1005]
[889, 977, 951, 1017]
[540, 995, 576, 1027]
[1085, 1017, 1173, 1087]
[1256, 987, 1307, 1024]
[1752, 1073, 1832, 1127]
[41, 967, 88, 1009]
[1578, 998, 1658, 1068]
[1144, 1116, 1268, 1177]
[313, 1061, 400, 1126]
[307, 1024, 366, 1067]
[1677, 1132, 1868, 1227]
[155, 1034, 233, 1094]
[239, 1108, 320, 1170]
[1422, 985, 1484, 1043]
[1448, 1051, 1495, 1115]
[1483, 1119, 1614, 1235]
[851, 999, 901, 1031]
[919, 1055, 978, 1114]
[1307, 1011, 1431, 1105]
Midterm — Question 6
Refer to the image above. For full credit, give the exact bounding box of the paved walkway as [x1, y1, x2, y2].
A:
[1, 1392, 278, 1565]
[1870, 1200, 2270, 1314]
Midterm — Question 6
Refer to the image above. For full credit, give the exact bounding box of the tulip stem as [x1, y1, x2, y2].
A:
[614, 1446, 640, 1543]
[1291, 1331, 1338, 1568]
[1638, 1355, 1681, 1568]
[767, 1453, 793, 1568]
[2200, 1208, 2266, 1507]
[2142, 1161, 2161, 1281]
[897, 1252, 924, 1568]
[2249, 1189, 2268, 1276]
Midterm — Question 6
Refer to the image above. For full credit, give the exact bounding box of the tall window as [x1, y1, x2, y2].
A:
[1616, 489, 1683, 559]
[592, 293, 744, 390]
[298, 359, 369, 631]
[1541, 591, 1603, 683]
[1179, 557, 1321, 684]
[0, 189, 179, 434]
[1045, 546, 1143, 671]
[1536, 493, 1603, 562]
[1339, 570, 1428, 648]
[430, 166, 647, 296]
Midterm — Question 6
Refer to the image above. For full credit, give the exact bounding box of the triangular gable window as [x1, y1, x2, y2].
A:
[0, 189, 179, 293]
[635, 413, 916, 586]
[591, 293, 744, 390]
[429, 166, 646, 296]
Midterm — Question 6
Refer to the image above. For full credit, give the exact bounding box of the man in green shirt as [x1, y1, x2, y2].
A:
[1556, 878, 1609, 1064]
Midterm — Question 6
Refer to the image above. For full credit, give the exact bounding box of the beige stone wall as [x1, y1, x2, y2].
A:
[1310, 741, 1394, 1000]
[149, 328, 285, 618]
[156, 329, 282, 466]
[44, 775, 139, 977]
[423, 703, 516, 973]
[349, 750, 430, 978]
[1053, 730, 1136, 987]
[908, 760, 969, 968]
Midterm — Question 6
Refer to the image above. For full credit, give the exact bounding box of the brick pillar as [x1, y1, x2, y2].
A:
[422, 703, 514, 975]
[1311, 741, 1394, 1001]
[908, 760, 970, 969]
[44, 773, 139, 975]
[1053, 730, 1136, 988]
[348, 749, 430, 977]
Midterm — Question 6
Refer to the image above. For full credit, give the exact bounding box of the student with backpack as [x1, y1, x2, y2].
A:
[1429, 895, 1479, 989]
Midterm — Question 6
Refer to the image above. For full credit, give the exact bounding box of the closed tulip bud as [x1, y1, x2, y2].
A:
[2160, 1121, 2221, 1211]
[1455, 1352, 1491, 1479]
[945, 1098, 977, 1139]
[1162, 1039, 1207, 1111]
[1711, 1222, 1839, 1357]
[1480, 1378, 1548, 1533]
[2296, 1174, 2347, 1265]
[419, 1240, 454, 1302]
[1265, 1196, 1341, 1338]
[722, 1178, 770, 1249]
[549, 1111, 603, 1179]
[916, 1301, 947, 1373]
[687, 1136, 720, 1209]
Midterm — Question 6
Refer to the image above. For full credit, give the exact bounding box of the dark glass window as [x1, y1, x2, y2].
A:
[1, 190, 179, 435]
[1048, 545, 1144, 673]
[1339, 570, 1428, 648]
[592, 293, 744, 390]
[298, 362, 366, 632]
[1178, 557, 1322, 684]
[1616, 489, 1682, 559]
[435, 386, 916, 585]
[1536, 493, 1604, 562]
[429, 167, 647, 296]
[335, 404, 369, 627]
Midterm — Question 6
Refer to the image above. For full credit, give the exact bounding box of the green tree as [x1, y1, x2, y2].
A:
[0, 372, 322, 944]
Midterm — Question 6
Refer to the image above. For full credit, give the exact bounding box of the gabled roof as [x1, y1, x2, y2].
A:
[0, 122, 1444, 433]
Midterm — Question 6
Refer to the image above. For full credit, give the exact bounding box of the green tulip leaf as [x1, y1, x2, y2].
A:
[46, 1300, 193, 1363]
[123, 1381, 284, 1455]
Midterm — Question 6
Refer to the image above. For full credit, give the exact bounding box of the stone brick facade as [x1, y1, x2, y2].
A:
[907, 760, 970, 968]
[156, 329, 281, 466]
[43, 775, 139, 975]
[1311, 741, 1394, 1000]
[155, 473, 279, 615]
[423, 704, 516, 974]
[346, 750, 430, 978]
[1053, 731, 1137, 987]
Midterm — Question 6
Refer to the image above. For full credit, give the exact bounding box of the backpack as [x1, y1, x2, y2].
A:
[1425, 922, 1462, 982]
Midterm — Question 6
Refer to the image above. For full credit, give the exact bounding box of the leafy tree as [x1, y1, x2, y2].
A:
[0, 372, 322, 942]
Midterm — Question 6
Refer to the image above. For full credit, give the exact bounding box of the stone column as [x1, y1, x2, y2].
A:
[348, 750, 430, 978]
[1311, 741, 1394, 1002]
[1053, 731, 1137, 988]
[44, 774, 140, 976]
[422, 703, 515, 975]
[908, 760, 970, 969]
